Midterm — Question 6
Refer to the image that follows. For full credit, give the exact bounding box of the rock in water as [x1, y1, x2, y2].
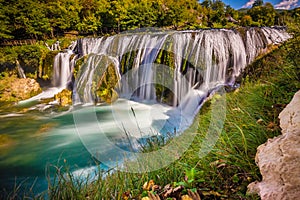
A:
[54, 89, 72, 107]
[248, 90, 300, 200]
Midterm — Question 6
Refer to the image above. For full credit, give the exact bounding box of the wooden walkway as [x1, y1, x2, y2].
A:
[0, 39, 37, 46]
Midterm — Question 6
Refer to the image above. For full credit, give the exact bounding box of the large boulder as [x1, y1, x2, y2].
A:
[0, 75, 42, 101]
[248, 90, 300, 199]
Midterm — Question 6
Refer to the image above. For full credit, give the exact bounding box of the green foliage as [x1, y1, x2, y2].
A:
[241, 15, 253, 26]
[252, 0, 263, 8]
[0, 44, 50, 79]
[41, 50, 60, 79]
[76, 0, 109, 35]
[247, 3, 276, 26]
[226, 5, 239, 20]
[285, 8, 300, 67]
[7, 0, 51, 39]
[1, 0, 296, 39]
[0, 1, 13, 39]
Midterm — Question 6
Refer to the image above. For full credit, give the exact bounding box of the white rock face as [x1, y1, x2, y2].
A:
[248, 90, 300, 200]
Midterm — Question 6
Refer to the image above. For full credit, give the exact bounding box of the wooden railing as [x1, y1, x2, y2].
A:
[0, 39, 37, 46]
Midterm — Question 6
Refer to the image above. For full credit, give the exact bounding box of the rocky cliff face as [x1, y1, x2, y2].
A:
[248, 90, 300, 200]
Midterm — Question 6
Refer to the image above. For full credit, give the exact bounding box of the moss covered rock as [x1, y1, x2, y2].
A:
[54, 89, 72, 107]
[95, 62, 120, 104]
[40, 50, 59, 80]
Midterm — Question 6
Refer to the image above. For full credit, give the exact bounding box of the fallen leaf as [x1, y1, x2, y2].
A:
[181, 195, 193, 200]
[256, 119, 264, 124]
[187, 189, 201, 200]
[148, 192, 161, 200]
[122, 191, 130, 200]
[202, 191, 221, 197]
[143, 180, 155, 191]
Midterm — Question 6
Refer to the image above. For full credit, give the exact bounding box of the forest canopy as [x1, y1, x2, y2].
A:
[0, 0, 299, 40]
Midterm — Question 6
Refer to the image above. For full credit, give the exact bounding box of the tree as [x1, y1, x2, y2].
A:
[7, 0, 51, 39]
[0, 1, 13, 39]
[225, 5, 239, 22]
[152, 0, 202, 29]
[99, 0, 129, 33]
[210, 0, 226, 25]
[241, 15, 253, 26]
[77, 0, 109, 35]
[253, 0, 263, 8]
[46, 0, 81, 36]
[123, 0, 158, 30]
[262, 3, 276, 26]
[201, 0, 212, 8]
[248, 2, 276, 26]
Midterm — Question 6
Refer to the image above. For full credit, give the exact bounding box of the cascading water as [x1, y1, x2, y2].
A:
[67, 27, 291, 175]
[22, 27, 290, 129]
[18, 50, 78, 104]
[52, 50, 74, 88]
[52, 41, 81, 89]
[72, 27, 290, 107]
[66, 27, 291, 143]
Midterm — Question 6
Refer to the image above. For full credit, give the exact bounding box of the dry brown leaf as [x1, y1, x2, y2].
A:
[148, 192, 161, 200]
[187, 189, 201, 200]
[202, 190, 221, 197]
[181, 195, 193, 200]
[143, 180, 155, 191]
[122, 190, 130, 200]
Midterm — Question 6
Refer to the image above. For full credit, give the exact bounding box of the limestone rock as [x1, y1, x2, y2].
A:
[248, 90, 300, 200]
[0, 76, 42, 101]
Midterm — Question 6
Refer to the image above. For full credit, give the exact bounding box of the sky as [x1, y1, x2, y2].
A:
[199, 0, 299, 10]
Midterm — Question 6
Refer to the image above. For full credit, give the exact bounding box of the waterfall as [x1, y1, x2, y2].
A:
[70, 27, 290, 107]
[73, 54, 121, 104]
[19, 49, 77, 104]
[52, 50, 76, 88]
[16, 60, 26, 79]
[44, 27, 290, 114]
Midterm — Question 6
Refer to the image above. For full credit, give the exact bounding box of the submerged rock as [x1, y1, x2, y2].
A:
[248, 90, 300, 200]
